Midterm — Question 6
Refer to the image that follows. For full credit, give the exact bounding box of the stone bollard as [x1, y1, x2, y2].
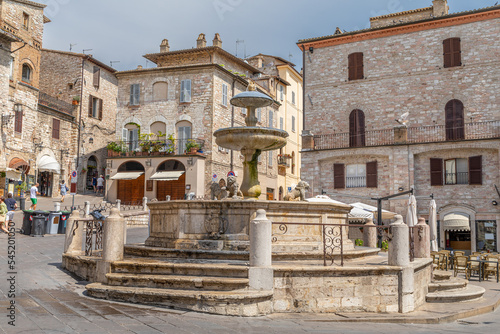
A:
[388, 214, 414, 314]
[84, 201, 90, 217]
[54, 202, 61, 212]
[388, 215, 409, 267]
[363, 218, 377, 248]
[97, 208, 125, 283]
[142, 197, 148, 211]
[63, 211, 83, 255]
[414, 217, 430, 259]
[248, 209, 273, 290]
[116, 199, 121, 211]
[166, 195, 171, 201]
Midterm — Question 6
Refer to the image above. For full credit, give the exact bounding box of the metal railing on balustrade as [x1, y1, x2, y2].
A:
[313, 120, 500, 150]
[107, 138, 205, 157]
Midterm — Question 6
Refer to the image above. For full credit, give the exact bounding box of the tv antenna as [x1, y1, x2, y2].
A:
[236, 39, 246, 58]
[110, 60, 120, 68]
[70, 43, 77, 52]
[289, 53, 293, 62]
[82, 49, 93, 54]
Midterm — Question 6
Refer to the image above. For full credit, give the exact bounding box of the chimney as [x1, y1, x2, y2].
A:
[213, 33, 222, 48]
[137, 65, 143, 70]
[160, 39, 170, 52]
[432, 0, 449, 17]
[196, 33, 207, 48]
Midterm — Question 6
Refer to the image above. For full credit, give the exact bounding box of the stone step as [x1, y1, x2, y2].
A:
[106, 273, 249, 291]
[426, 284, 485, 303]
[428, 277, 468, 292]
[125, 244, 249, 261]
[433, 270, 452, 281]
[112, 259, 249, 278]
[85, 283, 273, 316]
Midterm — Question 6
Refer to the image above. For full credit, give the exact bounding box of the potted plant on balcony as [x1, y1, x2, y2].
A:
[107, 142, 122, 157]
[72, 96, 80, 105]
[185, 139, 200, 154]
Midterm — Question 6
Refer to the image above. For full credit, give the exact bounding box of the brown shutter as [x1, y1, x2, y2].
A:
[15, 111, 22, 133]
[52, 119, 60, 139]
[356, 52, 364, 79]
[98, 98, 103, 120]
[334, 163, 345, 189]
[348, 53, 355, 81]
[443, 39, 452, 68]
[469, 155, 482, 185]
[93, 67, 100, 87]
[358, 110, 365, 146]
[452, 38, 461, 66]
[88, 95, 93, 117]
[366, 161, 378, 188]
[430, 158, 443, 186]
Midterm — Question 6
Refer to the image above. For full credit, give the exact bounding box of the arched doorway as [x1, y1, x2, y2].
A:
[86, 156, 98, 191]
[443, 212, 471, 252]
[445, 99, 464, 141]
[155, 160, 186, 200]
[349, 109, 365, 147]
[116, 161, 145, 205]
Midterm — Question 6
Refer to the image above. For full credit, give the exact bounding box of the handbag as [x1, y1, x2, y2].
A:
[66, 185, 69, 192]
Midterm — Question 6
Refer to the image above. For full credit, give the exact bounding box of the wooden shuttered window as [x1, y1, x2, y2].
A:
[349, 109, 366, 147]
[430, 158, 444, 186]
[93, 66, 100, 88]
[445, 99, 464, 141]
[348, 52, 364, 81]
[130, 84, 140, 105]
[88, 95, 93, 117]
[14, 110, 22, 133]
[366, 161, 378, 188]
[468, 155, 482, 185]
[334, 163, 345, 189]
[52, 118, 60, 139]
[443, 38, 461, 68]
[88, 96, 103, 119]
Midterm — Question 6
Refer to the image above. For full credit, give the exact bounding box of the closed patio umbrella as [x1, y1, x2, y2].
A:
[406, 194, 418, 227]
[429, 199, 438, 252]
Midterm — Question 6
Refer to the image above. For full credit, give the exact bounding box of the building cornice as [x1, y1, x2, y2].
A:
[298, 8, 500, 50]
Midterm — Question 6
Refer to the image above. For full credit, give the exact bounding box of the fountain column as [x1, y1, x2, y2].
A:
[241, 148, 261, 199]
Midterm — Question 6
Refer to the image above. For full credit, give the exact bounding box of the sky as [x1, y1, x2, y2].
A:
[37, 0, 495, 72]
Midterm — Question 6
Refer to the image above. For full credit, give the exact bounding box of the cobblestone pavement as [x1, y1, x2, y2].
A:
[0, 196, 499, 333]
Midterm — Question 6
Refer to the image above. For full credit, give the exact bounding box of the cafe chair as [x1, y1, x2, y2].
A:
[454, 256, 468, 277]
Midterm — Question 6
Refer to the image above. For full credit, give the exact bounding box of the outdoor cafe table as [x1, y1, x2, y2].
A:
[468, 258, 500, 283]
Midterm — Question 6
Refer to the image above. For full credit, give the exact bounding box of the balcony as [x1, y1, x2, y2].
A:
[445, 172, 468, 185]
[313, 121, 500, 150]
[107, 138, 205, 158]
[346, 176, 366, 188]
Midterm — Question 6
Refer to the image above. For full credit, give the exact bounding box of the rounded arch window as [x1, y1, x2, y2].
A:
[157, 159, 185, 172]
[176, 121, 192, 154]
[445, 99, 464, 141]
[22, 63, 32, 83]
[118, 161, 145, 172]
[153, 81, 168, 101]
[150, 121, 167, 139]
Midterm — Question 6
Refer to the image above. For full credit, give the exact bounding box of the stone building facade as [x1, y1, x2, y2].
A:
[39, 50, 118, 193]
[108, 34, 281, 203]
[0, 0, 51, 198]
[247, 54, 303, 200]
[298, 0, 500, 252]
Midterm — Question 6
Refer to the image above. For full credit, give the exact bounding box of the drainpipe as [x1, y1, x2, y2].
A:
[230, 78, 235, 172]
[75, 56, 90, 184]
[301, 45, 306, 132]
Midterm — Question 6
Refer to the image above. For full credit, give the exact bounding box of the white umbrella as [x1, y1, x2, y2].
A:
[406, 194, 418, 227]
[429, 199, 438, 252]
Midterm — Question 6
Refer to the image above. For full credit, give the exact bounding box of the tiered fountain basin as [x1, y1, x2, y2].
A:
[213, 127, 288, 151]
[144, 200, 356, 257]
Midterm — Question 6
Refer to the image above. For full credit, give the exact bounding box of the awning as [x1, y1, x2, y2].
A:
[110, 172, 144, 180]
[8, 157, 29, 174]
[5, 168, 22, 181]
[348, 207, 373, 220]
[349, 202, 397, 220]
[38, 155, 60, 174]
[443, 214, 470, 231]
[150, 171, 185, 181]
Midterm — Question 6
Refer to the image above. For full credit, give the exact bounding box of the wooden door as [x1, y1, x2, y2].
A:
[157, 173, 186, 200]
[117, 174, 145, 205]
[445, 100, 464, 140]
[349, 109, 365, 147]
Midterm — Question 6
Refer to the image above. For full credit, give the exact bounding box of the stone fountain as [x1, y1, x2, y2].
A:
[214, 82, 288, 199]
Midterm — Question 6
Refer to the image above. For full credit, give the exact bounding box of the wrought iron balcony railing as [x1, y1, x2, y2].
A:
[313, 121, 500, 150]
[107, 138, 205, 157]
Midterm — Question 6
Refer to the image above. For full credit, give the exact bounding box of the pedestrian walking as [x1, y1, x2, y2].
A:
[29, 182, 40, 210]
[0, 197, 9, 234]
[97, 175, 105, 195]
[60, 180, 68, 202]
[4, 192, 17, 226]
[92, 175, 97, 193]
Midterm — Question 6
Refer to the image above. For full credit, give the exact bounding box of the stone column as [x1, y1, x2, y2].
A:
[363, 219, 377, 248]
[97, 208, 124, 283]
[240, 148, 262, 199]
[116, 199, 121, 211]
[63, 211, 83, 255]
[142, 197, 148, 211]
[414, 217, 430, 259]
[84, 201, 90, 217]
[388, 214, 414, 313]
[248, 209, 273, 290]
